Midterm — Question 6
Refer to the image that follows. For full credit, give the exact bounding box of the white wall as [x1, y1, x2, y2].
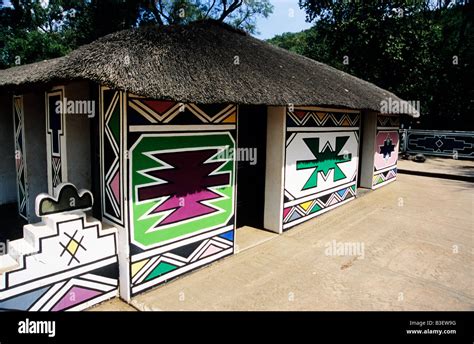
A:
[64, 81, 92, 191]
[263, 106, 285, 234]
[23, 92, 48, 223]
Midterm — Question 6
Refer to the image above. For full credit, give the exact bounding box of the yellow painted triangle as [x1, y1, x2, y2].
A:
[222, 113, 236, 123]
[131, 259, 149, 277]
[300, 201, 313, 211]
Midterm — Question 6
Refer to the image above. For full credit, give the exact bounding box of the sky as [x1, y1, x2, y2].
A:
[2, 0, 312, 39]
[255, 0, 313, 39]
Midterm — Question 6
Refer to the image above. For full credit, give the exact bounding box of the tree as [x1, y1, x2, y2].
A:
[0, 0, 273, 68]
[138, 0, 272, 33]
[269, 1, 473, 129]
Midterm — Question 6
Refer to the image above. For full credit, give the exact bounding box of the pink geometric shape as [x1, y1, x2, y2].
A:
[152, 189, 220, 226]
[51, 286, 101, 311]
[199, 244, 222, 259]
[110, 171, 120, 204]
[374, 131, 399, 170]
[283, 207, 291, 219]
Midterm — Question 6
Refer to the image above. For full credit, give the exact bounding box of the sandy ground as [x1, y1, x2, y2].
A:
[397, 156, 474, 178]
[91, 174, 473, 311]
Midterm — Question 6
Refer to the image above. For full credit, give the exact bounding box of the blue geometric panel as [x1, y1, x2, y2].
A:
[0, 286, 50, 311]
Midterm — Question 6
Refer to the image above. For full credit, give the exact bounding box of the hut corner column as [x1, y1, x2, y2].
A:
[359, 111, 377, 189]
[264, 106, 285, 234]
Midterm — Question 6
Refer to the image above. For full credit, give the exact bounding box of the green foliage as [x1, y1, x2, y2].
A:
[270, 1, 473, 130]
[0, 0, 273, 68]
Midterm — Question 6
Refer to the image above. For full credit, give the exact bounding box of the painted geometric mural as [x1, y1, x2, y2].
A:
[287, 108, 360, 128]
[373, 131, 399, 189]
[125, 95, 237, 295]
[46, 88, 67, 194]
[127, 97, 236, 125]
[0, 185, 119, 311]
[130, 228, 234, 295]
[129, 133, 235, 249]
[405, 130, 474, 158]
[101, 87, 124, 226]
[13, 96, 28, 219]
[284, 107, 360, 230]
[377, 114, 400, 128]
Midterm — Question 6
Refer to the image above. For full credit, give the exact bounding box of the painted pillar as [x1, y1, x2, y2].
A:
[100, 86, 129, 300]
[359, 111, 377, 189]
[372, 114, 399, 189]
[263, 106, 285, 234]
[282, 107, 360, 230]
[12, 96, 28, 219]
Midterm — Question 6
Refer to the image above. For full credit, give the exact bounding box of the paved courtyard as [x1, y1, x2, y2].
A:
[91, 173, 474, 311]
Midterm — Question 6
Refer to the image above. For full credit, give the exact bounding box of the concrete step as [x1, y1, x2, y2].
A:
[0, 254, 19, 274]
[7, 238, 37, 263]
[23, 223, 56, 248]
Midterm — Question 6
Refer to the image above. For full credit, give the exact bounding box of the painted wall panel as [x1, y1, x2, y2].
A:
[99, 89, 238, 298]
[373, 115, 399, 189]
[283, 107, 360, 230]
[101, 88, 125, 227]
[403, 130, 474, 159]
[12, 96, 28, 219]
[126, 97, 237, 296]
[0, 184, 119, 311]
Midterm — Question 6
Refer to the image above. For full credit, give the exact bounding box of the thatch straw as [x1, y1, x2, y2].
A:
[0, 20, 418, 116]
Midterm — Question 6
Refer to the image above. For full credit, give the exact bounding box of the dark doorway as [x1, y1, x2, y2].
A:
[0, 203, 27, 246]
[236, 105, 267, 229]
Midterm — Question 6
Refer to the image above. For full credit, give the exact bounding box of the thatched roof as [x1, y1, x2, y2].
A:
[0, 20, 418, 116]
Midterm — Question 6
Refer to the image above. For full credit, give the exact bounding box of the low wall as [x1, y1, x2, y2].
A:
[400, 129, 474, 159]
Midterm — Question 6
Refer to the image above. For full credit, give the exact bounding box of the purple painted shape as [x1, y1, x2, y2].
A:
[110, 170, 120, 204]
[51, 286, 102, 311]
[153, 189, 220, 225]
